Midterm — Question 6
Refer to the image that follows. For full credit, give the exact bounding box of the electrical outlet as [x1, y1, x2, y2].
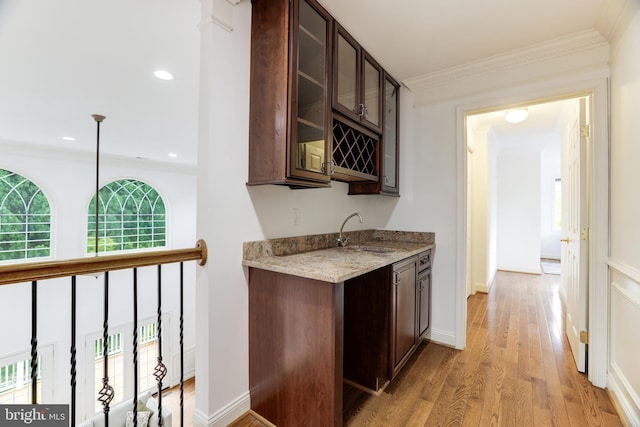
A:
[292, 208, 301, 226]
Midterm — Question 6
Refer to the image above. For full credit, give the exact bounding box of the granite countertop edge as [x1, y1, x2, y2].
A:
[242, 230, 435, 284]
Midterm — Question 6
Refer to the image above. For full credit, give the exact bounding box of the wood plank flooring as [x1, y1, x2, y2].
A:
[158, 377, 195, 426]
[231, 270, 622, 426]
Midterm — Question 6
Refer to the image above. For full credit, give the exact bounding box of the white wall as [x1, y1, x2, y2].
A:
[496, 147, 542, 274]
[0, 144, 197, 421]
[607, 6, 640, 426]
[467, 125, 498, 293]
[540, 143, 562, 260]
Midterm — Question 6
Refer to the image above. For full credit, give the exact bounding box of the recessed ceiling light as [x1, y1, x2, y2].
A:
[168, 153, 177, 158]
[154, 70, 174, 81]
[504, 108, 529, 124]
[62, 136, 76, 141]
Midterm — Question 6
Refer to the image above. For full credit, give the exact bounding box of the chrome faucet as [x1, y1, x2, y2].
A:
[337, 212, 363, 247]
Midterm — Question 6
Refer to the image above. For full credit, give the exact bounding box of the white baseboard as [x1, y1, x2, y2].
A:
[429, 328, 457, 348]
[475, 282, 489, 293]
[475, 271, 497, 294]
[608, 363, 640, 427]
[193, 391, 251, 427]
[497, 266, 542, 275]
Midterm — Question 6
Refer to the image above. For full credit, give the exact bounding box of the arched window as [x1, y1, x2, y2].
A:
[87, 179, 166, 253]
[0, 169, 51, 262]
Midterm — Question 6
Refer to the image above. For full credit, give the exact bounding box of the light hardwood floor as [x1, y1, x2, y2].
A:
[159, 377, 195, 426]
[229, 270, 622, 426]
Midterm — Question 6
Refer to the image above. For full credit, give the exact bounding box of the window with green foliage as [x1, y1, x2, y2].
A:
[0, 169, 51, 262]
[87, 179, 166, 253]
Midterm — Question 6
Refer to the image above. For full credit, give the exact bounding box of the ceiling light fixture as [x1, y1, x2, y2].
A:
[154, 70, 174, 81]
[168, 153, 177, 158]
[504, 108, 529, 124]
[62, 136, 76, 141]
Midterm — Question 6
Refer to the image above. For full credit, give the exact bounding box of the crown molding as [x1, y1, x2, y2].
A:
[595, 0, 638, 43]
[198, 0, 241, 32]
[403, 29, 608, 93]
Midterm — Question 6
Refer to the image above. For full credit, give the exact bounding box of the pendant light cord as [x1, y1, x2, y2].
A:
[92, 114, 106, 256]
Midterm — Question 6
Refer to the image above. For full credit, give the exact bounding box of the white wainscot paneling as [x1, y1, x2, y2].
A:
[608, 263, 640, 427]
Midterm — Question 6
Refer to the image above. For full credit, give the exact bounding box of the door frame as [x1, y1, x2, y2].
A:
[455, 75, 609, 387]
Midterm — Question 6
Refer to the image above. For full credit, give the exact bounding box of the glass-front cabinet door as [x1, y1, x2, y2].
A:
[362, 53, 382, 133]
[333, 26, 359, 122]
[382, 75, 399, 194]
[333, 24, 382, 133]
[291, 0, 332, 182]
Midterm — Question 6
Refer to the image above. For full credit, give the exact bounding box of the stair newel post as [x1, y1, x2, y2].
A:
[30, 280, 38, 404]
[154, 264, 167, 426]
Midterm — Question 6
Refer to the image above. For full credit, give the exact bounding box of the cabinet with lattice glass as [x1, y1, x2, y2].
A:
[248, 0, 333, 188]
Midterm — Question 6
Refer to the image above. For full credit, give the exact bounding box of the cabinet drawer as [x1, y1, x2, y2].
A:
[418, 250, 431, 272]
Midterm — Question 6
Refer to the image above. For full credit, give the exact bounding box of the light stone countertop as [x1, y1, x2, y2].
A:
[242, 230, 435, 283]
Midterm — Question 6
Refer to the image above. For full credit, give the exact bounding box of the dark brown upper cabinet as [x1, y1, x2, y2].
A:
[248, 0, 333, 188]
[349, 73, 400, 196]
[332, 24, 383, 134]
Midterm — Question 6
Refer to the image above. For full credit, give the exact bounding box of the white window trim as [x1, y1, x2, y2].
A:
[82, 314, 170, 420]
[0, 345, 54, 404]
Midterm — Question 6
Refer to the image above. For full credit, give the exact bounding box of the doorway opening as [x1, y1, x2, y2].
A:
[464, 94, 590, 373]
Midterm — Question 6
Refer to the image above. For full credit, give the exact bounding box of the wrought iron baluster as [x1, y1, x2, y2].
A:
[180, 262, 184, 426]
[154, 265, 167, 427]
[71, 276, 77, 427]
[31, 280, 38, 404]
[98, 271, 114, 427]
[133, 268, 139, 426]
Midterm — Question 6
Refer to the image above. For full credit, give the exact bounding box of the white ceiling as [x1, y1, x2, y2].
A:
[0, 0, 201, 166]
[0, 0, 623, 167]
[471, 99, 578, 138]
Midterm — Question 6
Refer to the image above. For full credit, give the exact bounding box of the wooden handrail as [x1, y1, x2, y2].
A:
[0, 239, 207, 286]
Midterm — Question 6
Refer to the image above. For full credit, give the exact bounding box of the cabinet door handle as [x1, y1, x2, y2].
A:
[358, 103, 366, 118]
[419, 279, 425, 291]
[321, 160, 336, 176]
[394, 271, 401, 285]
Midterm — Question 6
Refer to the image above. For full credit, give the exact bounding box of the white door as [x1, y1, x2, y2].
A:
[561, 97, 589, 372]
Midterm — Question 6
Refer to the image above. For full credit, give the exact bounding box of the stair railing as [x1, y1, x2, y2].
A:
[0, 239, 207, 427]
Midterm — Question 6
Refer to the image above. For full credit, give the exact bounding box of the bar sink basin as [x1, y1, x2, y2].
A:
[343, 245, 394, 253]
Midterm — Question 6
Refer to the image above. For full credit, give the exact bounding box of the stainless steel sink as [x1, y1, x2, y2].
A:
[343, 245, 394, 253]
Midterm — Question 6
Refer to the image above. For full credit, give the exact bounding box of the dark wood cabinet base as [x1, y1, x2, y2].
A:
[249, 268, 344, 426]
[248, 249, 432, 425]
